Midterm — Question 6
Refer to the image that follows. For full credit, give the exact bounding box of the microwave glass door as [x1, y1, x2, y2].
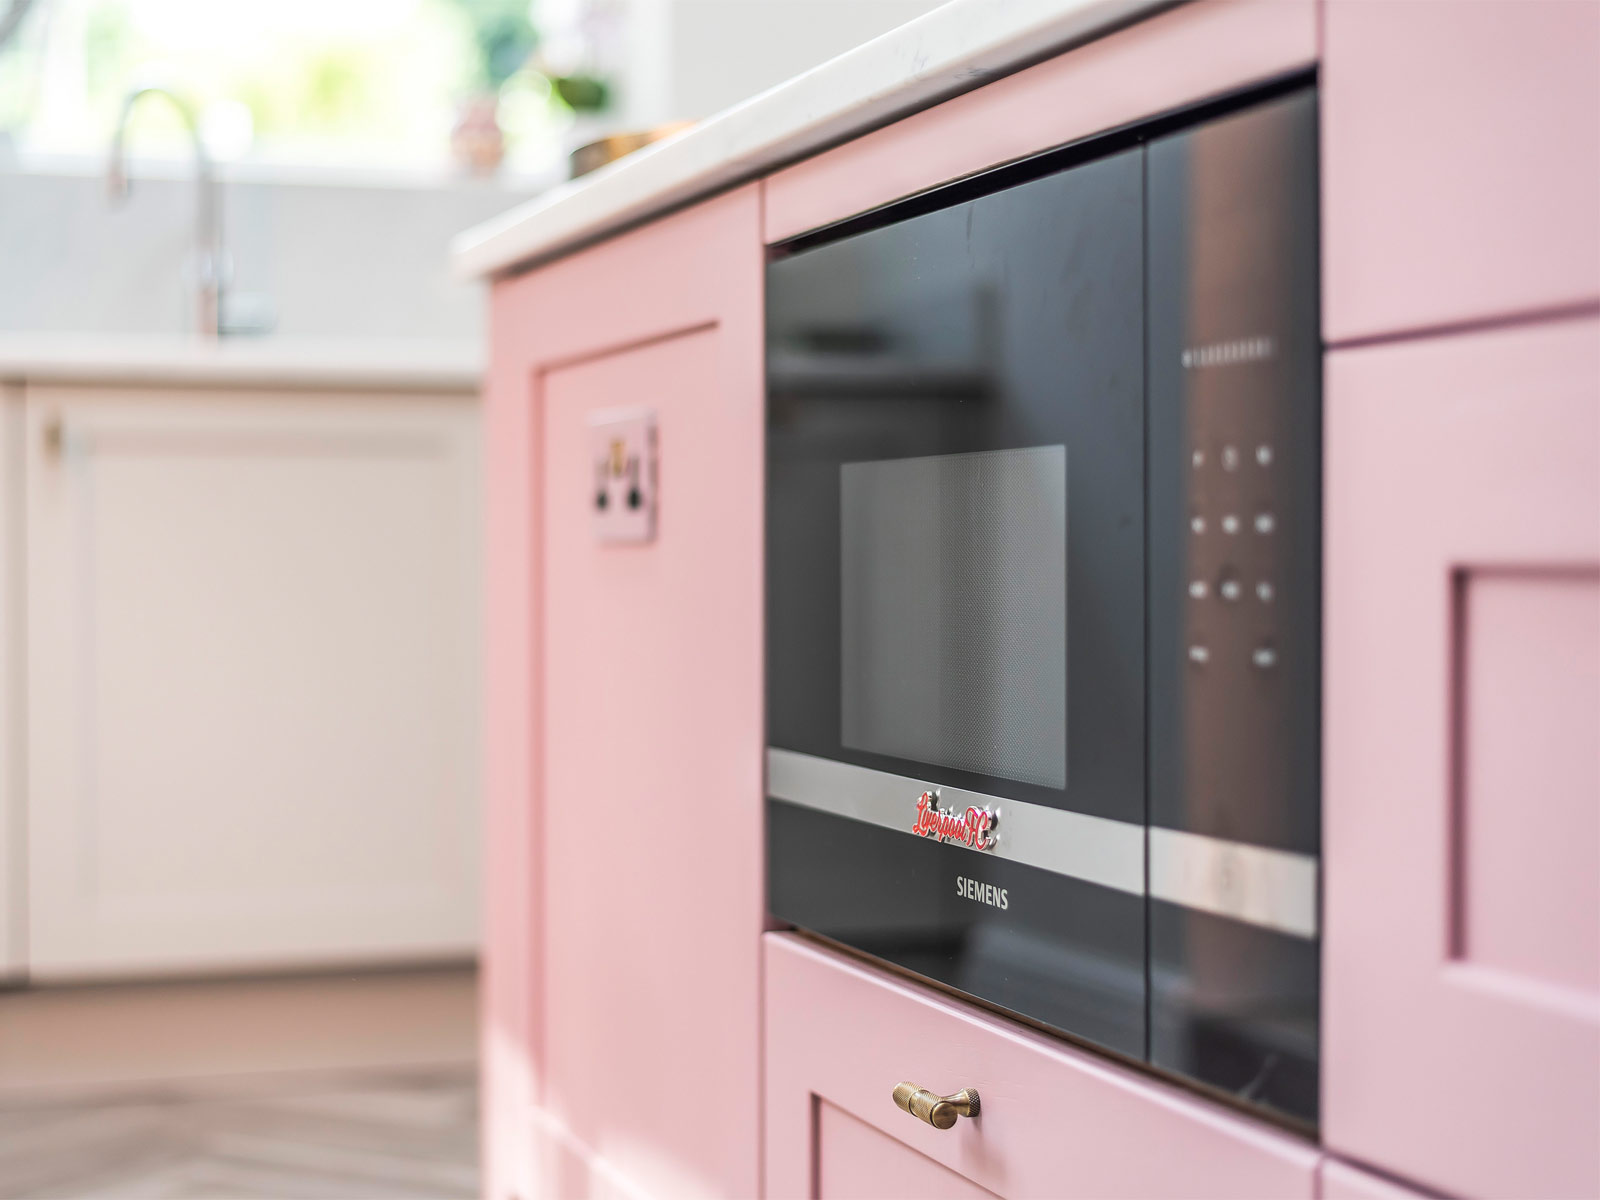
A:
[766, 146, 1147, 1056]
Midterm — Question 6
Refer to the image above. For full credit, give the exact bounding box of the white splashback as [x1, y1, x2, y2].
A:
[0, 168, 536, 340]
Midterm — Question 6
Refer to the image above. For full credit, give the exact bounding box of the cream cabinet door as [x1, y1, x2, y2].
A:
[24, 384, 481, 978]
[0, 390, 22, 979]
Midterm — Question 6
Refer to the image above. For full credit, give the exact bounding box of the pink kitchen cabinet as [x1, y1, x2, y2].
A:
[466, 3, 1600, 1196]
[481, 184, 766, 1200]
[1322, 0, 1600, 343]
[765, 933, 1319, 1200]
[1324, 318, 1600, 1199]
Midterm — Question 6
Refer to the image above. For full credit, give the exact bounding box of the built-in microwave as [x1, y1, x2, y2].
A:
[765, 83, 1321, 1127]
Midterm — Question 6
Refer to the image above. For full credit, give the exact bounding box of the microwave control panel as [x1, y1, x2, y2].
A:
[1145, 88, 1322, 1125]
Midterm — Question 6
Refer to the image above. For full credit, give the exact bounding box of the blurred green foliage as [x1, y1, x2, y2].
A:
[551, 73, 608, 112]
[445, 0, 539, 90]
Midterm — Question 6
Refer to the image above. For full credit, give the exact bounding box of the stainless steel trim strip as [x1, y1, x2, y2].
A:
[766, 748, 1321, 937]
[1148, 827, 1318, 939]
[767, 748, 1144, 896]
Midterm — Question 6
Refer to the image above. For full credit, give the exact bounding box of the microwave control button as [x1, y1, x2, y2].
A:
[1190, 514, 1206, 535]
[1221, 513, 1241, 535]
[1188, 579, 1208, 599]
[1188, 644, 1211, 665]
[1256, 443, 1274, 467]
[1221, 444, 1240, 471]
[1217, 570, 1242, 602]
[1256, 580, 1276, 604]
[1252, 643, 1278, 670]
[1255, 512, 1276, 535]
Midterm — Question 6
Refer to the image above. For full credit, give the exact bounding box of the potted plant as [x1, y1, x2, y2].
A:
[448, 0, 539, 173]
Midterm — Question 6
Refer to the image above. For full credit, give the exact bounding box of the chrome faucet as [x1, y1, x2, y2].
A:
[106, 85, 223, 338]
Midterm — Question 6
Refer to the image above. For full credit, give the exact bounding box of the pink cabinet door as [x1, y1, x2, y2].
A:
[1322, 0, 1600, 342]
[1324, 318, 1600, 1199]
[481, 185, 765, 1200]
[765, 933, 1318, 1200]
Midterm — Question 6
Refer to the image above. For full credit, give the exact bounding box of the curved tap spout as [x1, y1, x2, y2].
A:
[106, 85, 223, 339]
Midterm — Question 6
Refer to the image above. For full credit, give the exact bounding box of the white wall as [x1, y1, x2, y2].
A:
[0, 169, 534, 339]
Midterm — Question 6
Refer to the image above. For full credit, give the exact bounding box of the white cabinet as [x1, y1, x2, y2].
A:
[22, 383, 481, 978]
[1, 389, 22, 979]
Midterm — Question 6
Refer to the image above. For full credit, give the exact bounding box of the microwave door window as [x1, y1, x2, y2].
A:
[767, 143, 1143, 824]
[839, 446, 1067, 790]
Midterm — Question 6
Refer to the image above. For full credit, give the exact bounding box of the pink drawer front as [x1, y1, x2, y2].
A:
[764, 933, 1318, 1199]
[1324, 318, 1600, 1199]
[1322, 0, 1600, 342]
[763, 0, 1316, 244]
[1321, 1160, 1433, 1200]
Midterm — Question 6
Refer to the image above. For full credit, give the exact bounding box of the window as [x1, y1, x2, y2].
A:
[0, 0, 603, 176]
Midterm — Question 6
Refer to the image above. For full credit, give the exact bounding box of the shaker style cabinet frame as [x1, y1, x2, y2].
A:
[480, 183, 765, 1200]
[23, 384, 482, 978]
[1323, 320, 1600, 1200]
[1320, 6, 1600, 1196]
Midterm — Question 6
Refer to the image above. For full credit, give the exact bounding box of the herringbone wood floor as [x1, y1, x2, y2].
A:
[0, 1066, 478, 1199]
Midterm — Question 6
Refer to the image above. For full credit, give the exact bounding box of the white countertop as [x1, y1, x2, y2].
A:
[452, 0, 1167, 280]
[0, 334, 483, 391]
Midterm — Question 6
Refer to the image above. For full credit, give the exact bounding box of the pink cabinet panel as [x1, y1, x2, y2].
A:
[540, 331, 762, 1199]
[1324, 318, 1600, 1199]
[481, 185, 764, 1200]
[764, 933, 1318, 1200]
[763, 0, 1315, 243]
[1322, 0, 1600, 343]
[1320, 1160, 1432, 1200]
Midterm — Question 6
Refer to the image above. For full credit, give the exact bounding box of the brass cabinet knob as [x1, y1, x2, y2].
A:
[892, 1081, 980, 1129]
